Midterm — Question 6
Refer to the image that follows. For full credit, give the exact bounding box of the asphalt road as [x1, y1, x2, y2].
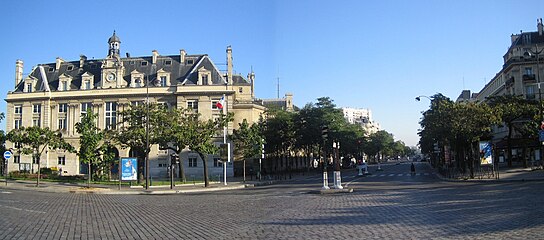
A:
[0, 162, 542, 239]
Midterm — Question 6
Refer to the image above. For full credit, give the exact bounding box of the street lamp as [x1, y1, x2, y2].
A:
[145, 76, 150, 190]
[525, 44, 544, 164]
[415, 95, 431, 102]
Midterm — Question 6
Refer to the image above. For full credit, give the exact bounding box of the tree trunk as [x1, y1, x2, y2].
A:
[243, 159, 246, 183]
[507, 123, 513, 167]
[198, 152, 209, 187]
[178, 151, 186, 183]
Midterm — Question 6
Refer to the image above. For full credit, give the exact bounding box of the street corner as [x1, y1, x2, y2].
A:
[69, 187, 112, 194]
[309, 188, 353, 195]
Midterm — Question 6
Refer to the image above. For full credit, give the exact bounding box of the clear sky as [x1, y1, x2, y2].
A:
[1, 0, 543, 146]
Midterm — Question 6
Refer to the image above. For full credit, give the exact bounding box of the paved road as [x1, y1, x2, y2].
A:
[0, 162, 542, 239]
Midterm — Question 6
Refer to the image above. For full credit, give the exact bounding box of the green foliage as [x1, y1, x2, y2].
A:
[231, 119, 264, 161]
[157, 107, 233, 187]
[7, 126, 75, 158]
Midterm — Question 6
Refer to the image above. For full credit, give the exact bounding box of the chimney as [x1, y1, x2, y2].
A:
[55, 57, 64, 70]
[79, 55, 87, 68]
[226, 46, 233, 85]
[152, 50, 159, 64]
[15, 60, 23, 87]
[180, 49, 186, 64]
[538, 18, 543, 36]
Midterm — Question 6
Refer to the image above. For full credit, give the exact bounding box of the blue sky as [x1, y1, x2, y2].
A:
[1, 0, 543, 146]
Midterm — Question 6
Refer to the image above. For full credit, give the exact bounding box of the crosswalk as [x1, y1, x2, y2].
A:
[365, 173, 432, 177]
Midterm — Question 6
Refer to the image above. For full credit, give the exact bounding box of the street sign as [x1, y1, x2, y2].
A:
[3, 151, 12, 160]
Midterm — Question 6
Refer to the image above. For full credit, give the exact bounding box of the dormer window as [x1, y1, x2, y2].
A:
[187, 59, 194, 65]
[80, 72, 94, 90]
[197, 67, 212, 85]
[130, 70, 145, 88]
[23, 77, 37, 93]
[58, 74, 73, 91]
[165, 60, 172, 65]
[141, 61, 148, 66]
[156, 69, 170, 87]
[160, 76, 167, 86]
[67, 66, 74, 71]
[25, 83, 32, 93]
[48, 67, 54, 72]
[61, 81, 68, 91]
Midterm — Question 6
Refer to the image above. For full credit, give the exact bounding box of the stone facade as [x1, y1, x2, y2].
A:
[5, 32, 266, 178]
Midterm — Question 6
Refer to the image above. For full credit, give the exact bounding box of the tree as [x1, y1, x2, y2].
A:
[263, 108, 295, 177]
[75, 111, 116, 185]
[6, 126, 74, 186]
[115, 103, 166, 184]
[487, 95, 539, 167]
[182, 112, 232, 187]
[231, 119, 264, 182]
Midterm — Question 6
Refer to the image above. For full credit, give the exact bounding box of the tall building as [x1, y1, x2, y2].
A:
[342, 107, 381, 135]
[461, 19, 544, 164]
[5, 32, 266, 178]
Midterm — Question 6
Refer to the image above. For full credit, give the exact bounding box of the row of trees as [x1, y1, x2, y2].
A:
[418, 93, 540, 176]
[5, 104, 231, 187]
[231, 97, 412, 179]
[3, 96, 411, 186]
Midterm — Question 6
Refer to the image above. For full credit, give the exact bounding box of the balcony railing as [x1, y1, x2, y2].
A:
[523, 74, 536, 81]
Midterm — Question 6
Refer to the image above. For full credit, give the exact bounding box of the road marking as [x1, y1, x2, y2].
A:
[1, 191, 12, 194]
[0, 204, 46, 214]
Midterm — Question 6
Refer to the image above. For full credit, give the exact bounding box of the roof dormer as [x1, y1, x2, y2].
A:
[130, 70, 145, 88]
[80, 72, 95, 90]
[23, 75, 38, 93]
[57, 73, 73, 91]
[197, 67, 212, 85]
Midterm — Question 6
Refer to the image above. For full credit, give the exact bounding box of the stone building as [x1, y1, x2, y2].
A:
[342, 107, 381, 135]
[457, 19, 544, 165]
[5, 32, 266, 178]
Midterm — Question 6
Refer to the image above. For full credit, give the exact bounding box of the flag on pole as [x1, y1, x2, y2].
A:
[216, 95, 225, 109]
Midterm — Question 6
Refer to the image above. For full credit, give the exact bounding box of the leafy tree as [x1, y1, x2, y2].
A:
[75, 111, 102, 185]
[487, 95, 538, 167]
[115, 103, 166, 184]
[182, 112, 232, 187]
[6, 126, 74, 186]
[263, 108, 295, 176]
[418, 94, 455, 166]
[366, 130, 395, 162]
[75, 112, 117, 184]
[231, 119, 264, 182]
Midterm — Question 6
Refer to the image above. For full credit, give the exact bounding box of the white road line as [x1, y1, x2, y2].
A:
[0, 204, 46, 214]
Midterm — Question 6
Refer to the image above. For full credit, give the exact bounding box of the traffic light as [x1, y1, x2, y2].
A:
[322, 126, 329, 140]
[220, 143, 230, 162]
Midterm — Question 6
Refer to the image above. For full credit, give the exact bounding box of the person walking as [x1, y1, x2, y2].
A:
[410, 163, 416, 176]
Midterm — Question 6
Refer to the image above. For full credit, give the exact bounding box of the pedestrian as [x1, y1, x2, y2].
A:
[410, 163, 416, 175]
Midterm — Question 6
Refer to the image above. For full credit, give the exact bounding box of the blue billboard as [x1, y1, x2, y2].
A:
[121, 157, 138, 181]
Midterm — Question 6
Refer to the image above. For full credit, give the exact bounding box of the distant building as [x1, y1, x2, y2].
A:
[5, 32, 266, 178]
[261, 93, 294, 112]
[342, 107, 381, 135]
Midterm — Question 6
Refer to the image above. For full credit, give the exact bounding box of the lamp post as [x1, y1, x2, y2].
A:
[525, 44, 544, 165]
[415, 95, 431, 102]
[333, 140, 343, 189]
[145, 77, 150, 190]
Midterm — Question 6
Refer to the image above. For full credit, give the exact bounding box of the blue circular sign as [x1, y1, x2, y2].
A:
[3, 151, 12, 160]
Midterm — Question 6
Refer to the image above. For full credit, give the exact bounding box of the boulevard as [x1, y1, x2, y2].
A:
[0, 162, 542, 240]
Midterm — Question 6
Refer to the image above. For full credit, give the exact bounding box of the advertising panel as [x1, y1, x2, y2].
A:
[121, 157, 137, 181]
[479, 141, 493, 165]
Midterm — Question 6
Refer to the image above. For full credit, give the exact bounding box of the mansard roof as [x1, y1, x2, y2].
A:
[13, 53, 250, 93]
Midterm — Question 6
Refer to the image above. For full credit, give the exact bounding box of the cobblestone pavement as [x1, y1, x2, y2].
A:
[0, 164, 543, 239]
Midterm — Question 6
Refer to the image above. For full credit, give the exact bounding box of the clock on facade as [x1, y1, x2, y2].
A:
[107, 73, 116, 82]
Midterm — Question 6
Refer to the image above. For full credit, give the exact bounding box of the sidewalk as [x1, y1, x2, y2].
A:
[0, 172, 321, 195]
[434, 165, 544, 182]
